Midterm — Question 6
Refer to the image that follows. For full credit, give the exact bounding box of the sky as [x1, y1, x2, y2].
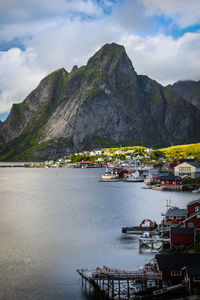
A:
[0, 0, 200, 121]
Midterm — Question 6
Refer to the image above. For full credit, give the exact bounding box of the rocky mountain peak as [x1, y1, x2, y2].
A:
[87, 43, 136, 78]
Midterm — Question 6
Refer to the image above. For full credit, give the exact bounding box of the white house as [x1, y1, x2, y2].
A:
[65, 159, 72, 163]
[174, 162, 200, 178]
[97, 157, 104, 162]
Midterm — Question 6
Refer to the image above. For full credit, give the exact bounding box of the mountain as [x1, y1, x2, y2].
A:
[1, 43, 200, 161]
[168, 80, 200, 109]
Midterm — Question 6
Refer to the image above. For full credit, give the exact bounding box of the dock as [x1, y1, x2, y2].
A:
[139, 237, 170, 251]
[122, 226, 159, 235]
[77, 266, 163, 299]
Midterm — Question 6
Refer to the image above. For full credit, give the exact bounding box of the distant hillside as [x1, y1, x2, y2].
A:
[168, 80, 200, 109]
[1, 43, 200, 161]
[159, 143, 200, 160]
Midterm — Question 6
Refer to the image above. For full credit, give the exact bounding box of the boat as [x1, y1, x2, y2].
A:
[101, 173, 119, 181]
[100, 169, 121, 181]
[123, 174, 143, 182]
[144, 177, 154, 185]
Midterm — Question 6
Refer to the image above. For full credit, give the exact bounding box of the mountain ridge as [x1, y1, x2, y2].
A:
[0, 43, 200, 161]
[168, 80, 200, 109]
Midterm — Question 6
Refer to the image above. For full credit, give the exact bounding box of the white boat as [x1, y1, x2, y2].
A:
[124, 174, 143, 182]
[101, 169, 121, 181]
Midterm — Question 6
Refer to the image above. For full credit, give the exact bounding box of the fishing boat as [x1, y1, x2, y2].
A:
[100, 168, 121, 181]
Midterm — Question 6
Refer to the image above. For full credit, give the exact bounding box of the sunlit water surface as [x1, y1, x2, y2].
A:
[0, 168, 196, 299]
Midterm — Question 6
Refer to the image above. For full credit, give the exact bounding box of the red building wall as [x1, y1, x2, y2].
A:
[170, 234, 195, 245]
[165, 216, 186, 223]
[160, 179, 182, 186]
[187, 203, 200, 216]
[162, 271, 183, 281]
[185, 217, 200, 231]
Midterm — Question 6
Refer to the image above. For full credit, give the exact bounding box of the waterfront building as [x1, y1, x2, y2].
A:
[174, 162, 200, 178]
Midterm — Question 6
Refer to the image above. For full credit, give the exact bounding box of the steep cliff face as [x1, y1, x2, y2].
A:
[168, 80, 200, 109]
[0, 43, 200, 161]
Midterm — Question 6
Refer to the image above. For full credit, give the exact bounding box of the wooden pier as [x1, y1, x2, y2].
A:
[77, 266, 162, 299]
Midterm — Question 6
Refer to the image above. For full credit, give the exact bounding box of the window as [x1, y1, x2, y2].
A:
[188, 223, 194, 228]
[193, 277, 200, 282]
[171, 271, 181, 276]
[195, 206, 200, 212]
[179, 167, 191, 172]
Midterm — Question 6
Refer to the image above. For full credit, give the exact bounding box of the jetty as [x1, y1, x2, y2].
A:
[77, 266, 162, 299]
[122, 219, 159, 235]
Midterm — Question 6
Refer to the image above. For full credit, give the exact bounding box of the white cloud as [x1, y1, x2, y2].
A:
[0, 48, 47, 113]
[142, 0, 200, 28]
[111, 0, 149, 32]
[0, 17, 120, 113]
[0, 0, 104, 44]
[0, 0, 200, 115]
[119, 32, 200, 85]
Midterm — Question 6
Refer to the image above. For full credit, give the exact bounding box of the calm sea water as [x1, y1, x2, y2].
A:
[0, 168, 196, 299]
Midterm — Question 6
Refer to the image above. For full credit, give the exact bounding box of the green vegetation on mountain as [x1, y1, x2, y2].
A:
[158, 143, 200, 161]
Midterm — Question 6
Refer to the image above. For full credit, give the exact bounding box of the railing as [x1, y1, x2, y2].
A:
[91, 266, 161, 280]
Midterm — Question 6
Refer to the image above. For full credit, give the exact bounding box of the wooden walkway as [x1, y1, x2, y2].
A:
[77, 266, 162, 299]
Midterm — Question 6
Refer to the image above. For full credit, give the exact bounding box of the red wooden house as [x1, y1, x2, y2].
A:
[177, 211, 200, 232]
[159, 176, 182, 186]
[165, 207, 187, 224]
[170, 227, 195, 246]
[187, 199, 200, 216]
[155, 254, 200, 284]
[177, 199, 200, 232]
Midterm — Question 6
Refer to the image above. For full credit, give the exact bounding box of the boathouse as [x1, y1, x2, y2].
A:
[165, 207, 187, 224]
[170, 227, 195, 246]
[155, 254, 200, 284]
[159, 176, 182, 186]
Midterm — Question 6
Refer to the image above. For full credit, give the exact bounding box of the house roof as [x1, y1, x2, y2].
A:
[187, 162, 200, 168]
[171, 227, 195, 235]
[187, 198, 200, 207]
[165, 207, 187, 217]
[160, 176, 181, 181]
[184, 265, 200, 277]
[156, 254, 200, 272]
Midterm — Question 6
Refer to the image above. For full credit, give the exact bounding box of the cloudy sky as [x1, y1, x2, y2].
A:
[0, 0, 200, 121]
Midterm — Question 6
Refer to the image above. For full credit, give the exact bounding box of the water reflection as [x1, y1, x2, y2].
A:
[0, 168, 196, 299]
